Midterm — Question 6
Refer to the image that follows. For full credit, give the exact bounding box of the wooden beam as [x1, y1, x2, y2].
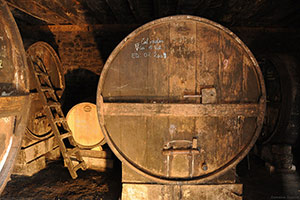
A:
[101, 103, 261, 117]
[6, 0, 72, 24]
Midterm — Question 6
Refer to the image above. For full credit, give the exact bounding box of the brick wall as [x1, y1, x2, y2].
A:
[20, 24, 135, 76]
[19, 25, 134, 111]
[54, 31, 104, 75]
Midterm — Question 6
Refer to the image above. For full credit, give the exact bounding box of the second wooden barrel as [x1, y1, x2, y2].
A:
[97, 15, 266, 183]
[67, 102, 105, 148]
[258, 54, 300, 145]
[26, 41, 65, 140]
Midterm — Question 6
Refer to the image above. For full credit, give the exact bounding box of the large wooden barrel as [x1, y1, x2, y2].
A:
[258, 54, 300, 145]
[25, 41, 65, 140]
[66, 102, 105, 148]
[0, 0, 30, 193]
[97, 15, 266, 183]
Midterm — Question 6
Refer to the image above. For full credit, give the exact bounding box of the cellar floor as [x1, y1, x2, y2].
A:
[1, 156, 300, 200]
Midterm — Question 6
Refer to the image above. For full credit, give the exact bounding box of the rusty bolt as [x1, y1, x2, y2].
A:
[202, 162, 208, 171]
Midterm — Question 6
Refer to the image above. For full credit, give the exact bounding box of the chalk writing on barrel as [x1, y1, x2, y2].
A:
[132, 37, 167, 59]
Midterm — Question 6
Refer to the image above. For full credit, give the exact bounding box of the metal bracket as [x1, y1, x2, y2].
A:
[163, 137, 203, 178]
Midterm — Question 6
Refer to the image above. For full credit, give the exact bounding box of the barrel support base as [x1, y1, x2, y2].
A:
[121, 163, 242, 199]
[122, 183, 242, 200]
[64, 148, 114, 172]
[12, 136, 59, 176]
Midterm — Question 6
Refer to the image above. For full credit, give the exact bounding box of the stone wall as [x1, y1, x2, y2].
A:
[19, 24, 134, 76]
[54, 31, 103, 75]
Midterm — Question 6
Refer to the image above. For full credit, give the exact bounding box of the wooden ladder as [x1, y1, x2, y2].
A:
[29, 57, 86, 179]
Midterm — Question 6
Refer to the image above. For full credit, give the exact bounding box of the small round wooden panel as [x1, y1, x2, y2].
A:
[97, 15, 266, 184]
[67, 102, 105, 148]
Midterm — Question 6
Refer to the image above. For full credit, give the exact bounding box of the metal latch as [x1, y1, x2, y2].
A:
[162, 137, 204, 178]
[162, 138, 200, 155]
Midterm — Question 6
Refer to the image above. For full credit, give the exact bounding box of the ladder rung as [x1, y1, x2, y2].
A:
[59, 132, 72, 140]
[40, 86, 53, 91]
[66, 148, 79, 156]
[34, 69, 48, 75]
[53, 118, 65, 123]
[73, 161, 86, 172]
[47, 101, 60, 107]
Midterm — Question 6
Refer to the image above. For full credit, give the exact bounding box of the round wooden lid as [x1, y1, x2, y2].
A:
[67, 102, 105, 148]
[97, 15, 266, 183]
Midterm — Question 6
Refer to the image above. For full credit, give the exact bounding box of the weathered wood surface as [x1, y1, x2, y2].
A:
[6, 0, 87, 24]
[15, 136, 58, 164]
[79, 149, 112, 159]
[67, 149, 113, 172]
[97, 15, 265, 184]
[13, 135, 60, 176]
[66, 103, 105, 148]
[122, 163, 237, 184]
[0, 0, 30, 194]
[122, 183, 243, 200]
[13, 156, 46, 177]
[80, 157, 113, 172]
[26, 41, 65, 140]
[45, 146, 61, 161]
[102, 103, 261, 117]
[13, 145, 61, 176]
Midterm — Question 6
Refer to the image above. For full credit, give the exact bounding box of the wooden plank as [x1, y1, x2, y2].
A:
[13, 156, 46, 176]
[122, 162, 236, 184]
[81, 157, 113, 171]
[169, 16, 197, 101]
[218, 28, 244, 102]
[16, 136, 58, 164]
[45, 146, 61, 160]
[102, 103, 260, 117]
[79, 149, 112, 159]
[122, 183, 242, 200]
[68, 156, 113, 172]
[6, 0, 72, 24]
[7, 0, 88, 25]
[168, 20, 197, 178]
